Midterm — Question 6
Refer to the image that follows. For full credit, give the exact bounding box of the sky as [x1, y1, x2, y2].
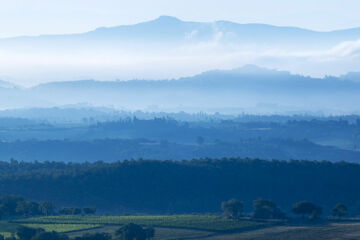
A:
[0, 0, 360, 87]
[0, 0, 360, 38]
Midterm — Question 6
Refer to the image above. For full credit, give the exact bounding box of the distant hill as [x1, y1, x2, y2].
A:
[0, 80, 17, 89]
[0, 65, 359, 113]
[0, 65, 355, 114]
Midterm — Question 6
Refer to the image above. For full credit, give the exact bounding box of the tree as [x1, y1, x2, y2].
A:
[0, 195, 25, 216]
[31, 231, 69, 240]
[221, 199, 243, 219]
[39, 201, 56, 216]
[16, 200, 41, 217]
[59, 207, 73, 215]
[82, 207, 96, 215]
[115, 223, 154, 240]
[292, 201, 322, 220]
[4, 234, 16, 240]
[144, 227, 155, 239]
[310, 205, 322, 220]
[74, 233, 111, 240]
[59, 207, 81, 215]
[253, 198, 285, 219]
[73, 207, 82, 215]
[16, 226, 44, 240]
[332, 203, 348, 219]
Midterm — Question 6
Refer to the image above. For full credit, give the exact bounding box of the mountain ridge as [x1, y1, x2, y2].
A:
[1, 16, 360, 45]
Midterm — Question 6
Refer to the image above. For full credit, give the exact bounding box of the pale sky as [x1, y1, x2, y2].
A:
[0, 0, 360, 38]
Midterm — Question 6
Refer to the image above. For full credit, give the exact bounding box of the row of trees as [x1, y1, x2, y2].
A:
[222, 198, 348, 220]
[0, 195, 56, 218]
[0, 224, 155, 240]
[0, 195, 96, 219]
[59, 207, 96, 215]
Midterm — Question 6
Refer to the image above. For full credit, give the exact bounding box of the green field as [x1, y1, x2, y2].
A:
[0, 222, 19, 238]
[22, 223, 100, 233]
[0, 221, 100, 238]
[15, 215, 266, 232]
[7, 216, 360, 240]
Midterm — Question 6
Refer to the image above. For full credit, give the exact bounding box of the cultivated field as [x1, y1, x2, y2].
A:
[6, 215, 360, 239]
[15, 215, 266, 232]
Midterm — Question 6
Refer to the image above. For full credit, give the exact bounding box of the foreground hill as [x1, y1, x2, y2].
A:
[1, 158, 360, 215]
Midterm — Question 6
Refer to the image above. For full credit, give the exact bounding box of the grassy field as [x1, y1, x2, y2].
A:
[15, 215, 266, 232]
[67, 225, 215, 240]
[0, 222, 18, 238]
[199, 222, 360, 240]
[63, 221, 360, 240]
[0, 221, 100, 238]
[7, 216, 360, 240]
[22, 223, 100, 233]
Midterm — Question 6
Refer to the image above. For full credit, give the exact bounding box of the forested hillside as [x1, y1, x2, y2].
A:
[0, 115, 360, 162]
[0, 138, 359, 162]
[1, 159, 360, 215]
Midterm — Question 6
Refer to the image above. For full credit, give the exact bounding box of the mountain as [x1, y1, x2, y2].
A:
[1, 16, 360, 84]
[1, 65, 360, 114]
[33, 65, 360, 93]
[2, 16, 360, 49]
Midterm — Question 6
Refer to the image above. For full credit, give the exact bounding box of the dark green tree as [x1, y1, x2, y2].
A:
[221, 199, 243, 219]
[144, 227, 155, 239]
[16, 226, 44, 240]
[16, 200, 40, 217]
[31, 231, 69, 240]
[39, 201, 56, 216]
[59, 207, 73, 215]
[310, 205, 322, 220]
[74, 233, 111, 240]
[82, 207, 96, 215]
[115, 223, 154, 240]
[253, 198, 285, 219]
[4, 234, 16, 240]
[332, 203, 348, 219]
[292, 201, 322, 220]
[59, 207, 81, 215]
[0, 195, 25, 216]
[73, 208, 82, 215]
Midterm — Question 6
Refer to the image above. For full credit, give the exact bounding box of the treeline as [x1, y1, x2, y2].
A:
[1, 158, 360, 215]
[1, 138, 360, 163]
[221, 198, 348, 220]
[0, 195, 96, 219]
[1, 116, 360, 147]
[88, 117, 360, 143]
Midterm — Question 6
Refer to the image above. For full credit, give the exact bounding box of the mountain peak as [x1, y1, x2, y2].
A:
[154, 16, 182, 22]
